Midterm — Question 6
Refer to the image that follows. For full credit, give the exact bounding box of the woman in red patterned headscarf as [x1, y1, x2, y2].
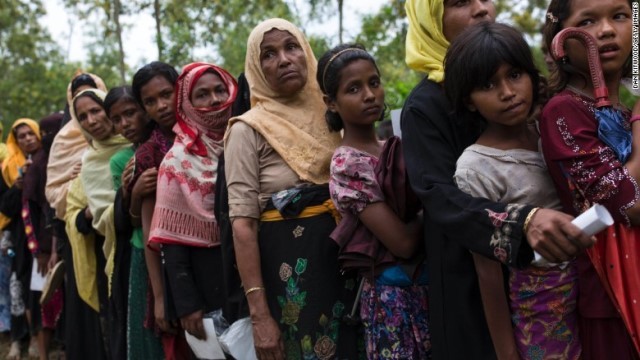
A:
[149, 62, 237, 341]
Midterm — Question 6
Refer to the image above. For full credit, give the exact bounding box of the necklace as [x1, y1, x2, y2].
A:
[566, 85, 625, 109]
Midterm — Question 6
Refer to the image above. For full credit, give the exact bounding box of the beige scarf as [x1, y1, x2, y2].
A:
[46, 73, 107, 219]
[224, 18, 340, 184]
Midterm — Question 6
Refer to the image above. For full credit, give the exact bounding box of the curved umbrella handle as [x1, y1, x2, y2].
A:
[550, 27, 611, 108]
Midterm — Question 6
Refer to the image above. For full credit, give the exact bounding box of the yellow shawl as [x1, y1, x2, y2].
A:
[64, 177, 99, 311]
[1, 119, 41, 187]
[405, 0, 449, 83]
[0, 119, 41, 229]
[65, 89, 130, 307]
[77, 89, 130, 292]
[224, 18, 341, 185]
[45, 73, 107, 219]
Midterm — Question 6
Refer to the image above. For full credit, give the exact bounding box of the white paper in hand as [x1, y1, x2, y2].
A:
[184, 318, 226, 360]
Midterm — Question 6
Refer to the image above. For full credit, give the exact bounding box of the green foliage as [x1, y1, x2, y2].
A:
[0, 0, 77, 134]
[354, 0, 420, 111]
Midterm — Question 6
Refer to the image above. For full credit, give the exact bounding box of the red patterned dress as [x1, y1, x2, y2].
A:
[540, 89, 640, 359]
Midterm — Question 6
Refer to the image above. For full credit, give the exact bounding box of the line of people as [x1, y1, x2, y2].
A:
[0, 0, 638, 359]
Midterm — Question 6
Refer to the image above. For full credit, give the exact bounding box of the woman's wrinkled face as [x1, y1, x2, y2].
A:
[74, 96, 114, 141]
[442, 0, 496, 42]
[190, 71, 229, 108]
[14, 124, 40, 155]
[109, 98, 149, 144]
[259, 29, 308, 97]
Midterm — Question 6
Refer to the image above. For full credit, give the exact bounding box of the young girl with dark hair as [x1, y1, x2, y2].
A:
[103, 86, 163, 360]
[447, 22, 580, 360]
[400, 1, 593, 357]
[321, 44, 431, 359]
[539, 0, 640, 358]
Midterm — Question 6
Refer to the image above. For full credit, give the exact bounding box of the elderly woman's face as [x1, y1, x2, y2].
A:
[74, 96, 114, 141]
[260, 29, 308, 97]
[443, 0, 495, 42]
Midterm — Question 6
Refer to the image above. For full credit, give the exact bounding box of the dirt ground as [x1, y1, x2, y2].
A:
[0, 332, 65, 360]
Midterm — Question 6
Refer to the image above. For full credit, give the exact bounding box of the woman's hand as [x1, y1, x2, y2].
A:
[525, 208, 595, 263]
[252, 314, 285, 360]
[181, 310, 206, 340]
[154, 296, 174, 334]
[84, 207, 93, 221]
[131, 168, 158, 200]
[121, 158, 135, 198]
[35, 253, 49, 276]
[70, 162, 82, 179]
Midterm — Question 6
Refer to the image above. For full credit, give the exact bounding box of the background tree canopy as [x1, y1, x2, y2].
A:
[0, 0, 633, 136]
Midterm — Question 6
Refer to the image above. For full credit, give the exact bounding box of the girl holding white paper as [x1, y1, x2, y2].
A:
[448, 23, 580, 359]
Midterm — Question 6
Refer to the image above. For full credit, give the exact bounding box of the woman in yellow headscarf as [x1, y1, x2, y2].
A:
[400, 0, 593, 358]
[0, 118, 41, 359]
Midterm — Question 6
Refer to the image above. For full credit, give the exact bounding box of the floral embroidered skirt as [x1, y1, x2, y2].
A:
[360, 279, 431, 359]
[509, 262, 581, 360]
[259, 211, 363, 360]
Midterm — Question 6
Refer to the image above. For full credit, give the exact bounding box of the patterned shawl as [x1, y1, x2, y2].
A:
[224, 18, 341, 185]
[46, 73, 107, 219]
[150, 63, 237, 247]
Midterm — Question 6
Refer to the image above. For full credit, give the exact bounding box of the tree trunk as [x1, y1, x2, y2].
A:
[113, 0, 126, 83]
[154, 0, 163, 61]
[338, 0, 343, 43]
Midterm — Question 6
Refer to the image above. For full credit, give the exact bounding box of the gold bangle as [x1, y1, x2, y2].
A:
[129, 209, 141, 220]
[523, 207, 540, 234]
[244, 286, 265, 297]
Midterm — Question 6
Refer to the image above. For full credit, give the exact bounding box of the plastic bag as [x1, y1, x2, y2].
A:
[219, 317, 257, 360]
[206, 309, 229, 336]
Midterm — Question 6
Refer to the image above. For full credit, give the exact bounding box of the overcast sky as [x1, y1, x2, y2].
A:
[42, 0, 387, 69]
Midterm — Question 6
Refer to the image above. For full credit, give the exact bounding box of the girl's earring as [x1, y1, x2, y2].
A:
[467, 105, 477, 112]
[379, 103, 388, 121]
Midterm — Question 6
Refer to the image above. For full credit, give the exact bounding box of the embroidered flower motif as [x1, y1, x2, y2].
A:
[526, 344, 545, 360]
[295, 258, 307, 275]
[494, 247, 507, 263]
[485, 209, 509, 227]
[300, 335, 313, 356]
[313, 335, 337, 360]
[202, 170, 214, 179]
[180, 159, 192, 169]
[281, 301, 301, 325]
[201, 158, 213, 166]
[292, 225, 305, 238]
[279, 263, 292, 282]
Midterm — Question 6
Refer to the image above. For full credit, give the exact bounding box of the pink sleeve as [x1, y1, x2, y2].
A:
[329, 147, 384, 215]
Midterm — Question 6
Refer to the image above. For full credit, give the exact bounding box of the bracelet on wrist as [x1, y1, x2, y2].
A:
[245, 286, 265, 297]
[523, 207, 540, 234]
[129, 209, 141, 220]
[630, 115, 640, 125]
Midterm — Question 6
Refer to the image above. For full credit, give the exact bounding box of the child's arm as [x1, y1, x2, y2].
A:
[473, 254, 521, 360]
[358, 203, 421, 259]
